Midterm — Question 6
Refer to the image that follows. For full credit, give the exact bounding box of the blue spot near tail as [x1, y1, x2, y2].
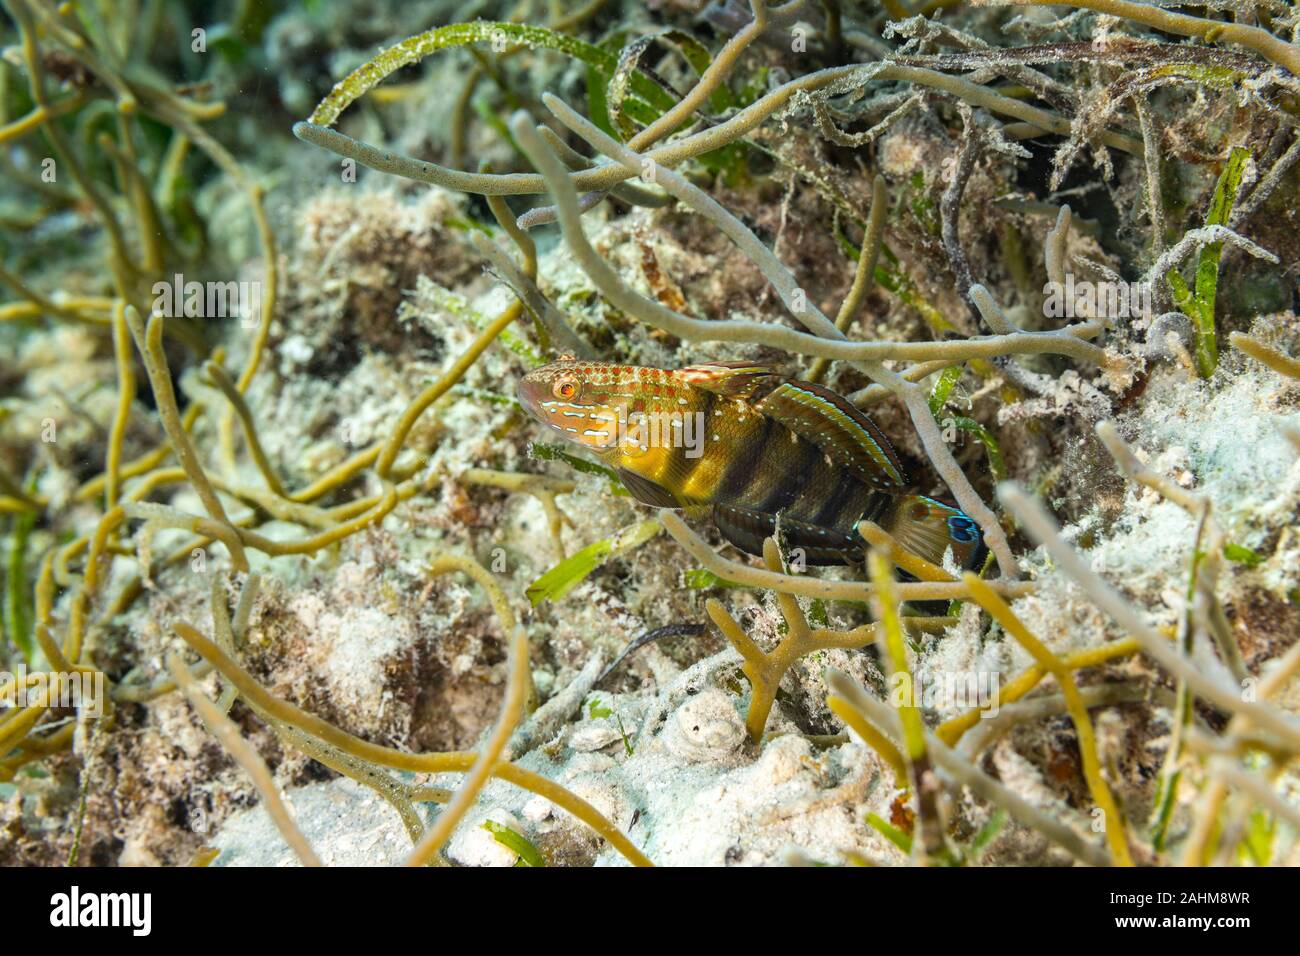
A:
[947, 515, 979, 543]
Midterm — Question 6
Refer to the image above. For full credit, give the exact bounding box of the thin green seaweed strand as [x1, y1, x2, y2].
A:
[1166, 146, 1250, 379]
[309, 21, 673, 129]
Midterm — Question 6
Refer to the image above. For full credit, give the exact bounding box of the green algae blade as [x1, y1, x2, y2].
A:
[865, 811, 913, 855]
[1167, 145, 1251, 379]
[482, 819, 547, 867]
[928, 365, 964, 417]
[526, 517, 662, 606]
[681, 568, 747, 590]
[946, 416, 1007, 482]
[309, 22, 674, 128]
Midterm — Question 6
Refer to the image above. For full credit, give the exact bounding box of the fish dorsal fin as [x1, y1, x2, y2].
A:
[753, 380, 908, 491]
[677, 361, 779, 400]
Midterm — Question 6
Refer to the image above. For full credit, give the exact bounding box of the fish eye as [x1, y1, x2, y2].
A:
[553, 376, 580, 400]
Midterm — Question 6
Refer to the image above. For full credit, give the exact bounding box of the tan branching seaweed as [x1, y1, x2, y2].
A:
[981, 0, 1300, 75]
[171, 621, 652, 867]
[826, 669, 1114, 866]
[1231, 332, 1300, 380]
[962, 574, 1134, 865]
[661, 512, 1032, 604]
[1000, 483, 1300, 749]
[405, 621, 529, 866]
[706, 538, 879, 743]
[168, 654, 322, 867]
[6, 0, 1299, 871]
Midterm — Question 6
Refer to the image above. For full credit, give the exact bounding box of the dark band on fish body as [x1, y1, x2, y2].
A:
[719, 414, 774, 502]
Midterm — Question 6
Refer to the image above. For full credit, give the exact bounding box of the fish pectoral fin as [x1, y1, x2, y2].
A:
[616, 468, 682, 509]
[753, 380, 908, 492]
[879, 495, 986, 572]
[677, 361, 779, 399]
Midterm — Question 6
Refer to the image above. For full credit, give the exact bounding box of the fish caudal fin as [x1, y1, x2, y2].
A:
[878, 495, 985, 572]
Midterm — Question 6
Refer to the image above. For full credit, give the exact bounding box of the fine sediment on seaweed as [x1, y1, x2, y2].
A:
[2, 0, 1299, 868]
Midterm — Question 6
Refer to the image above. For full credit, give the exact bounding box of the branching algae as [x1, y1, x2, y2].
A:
[1, 0, 1299, 867]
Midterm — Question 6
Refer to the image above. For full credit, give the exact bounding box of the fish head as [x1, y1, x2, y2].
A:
[517, 361, 701, 457]
[517, 360, 629, 453]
